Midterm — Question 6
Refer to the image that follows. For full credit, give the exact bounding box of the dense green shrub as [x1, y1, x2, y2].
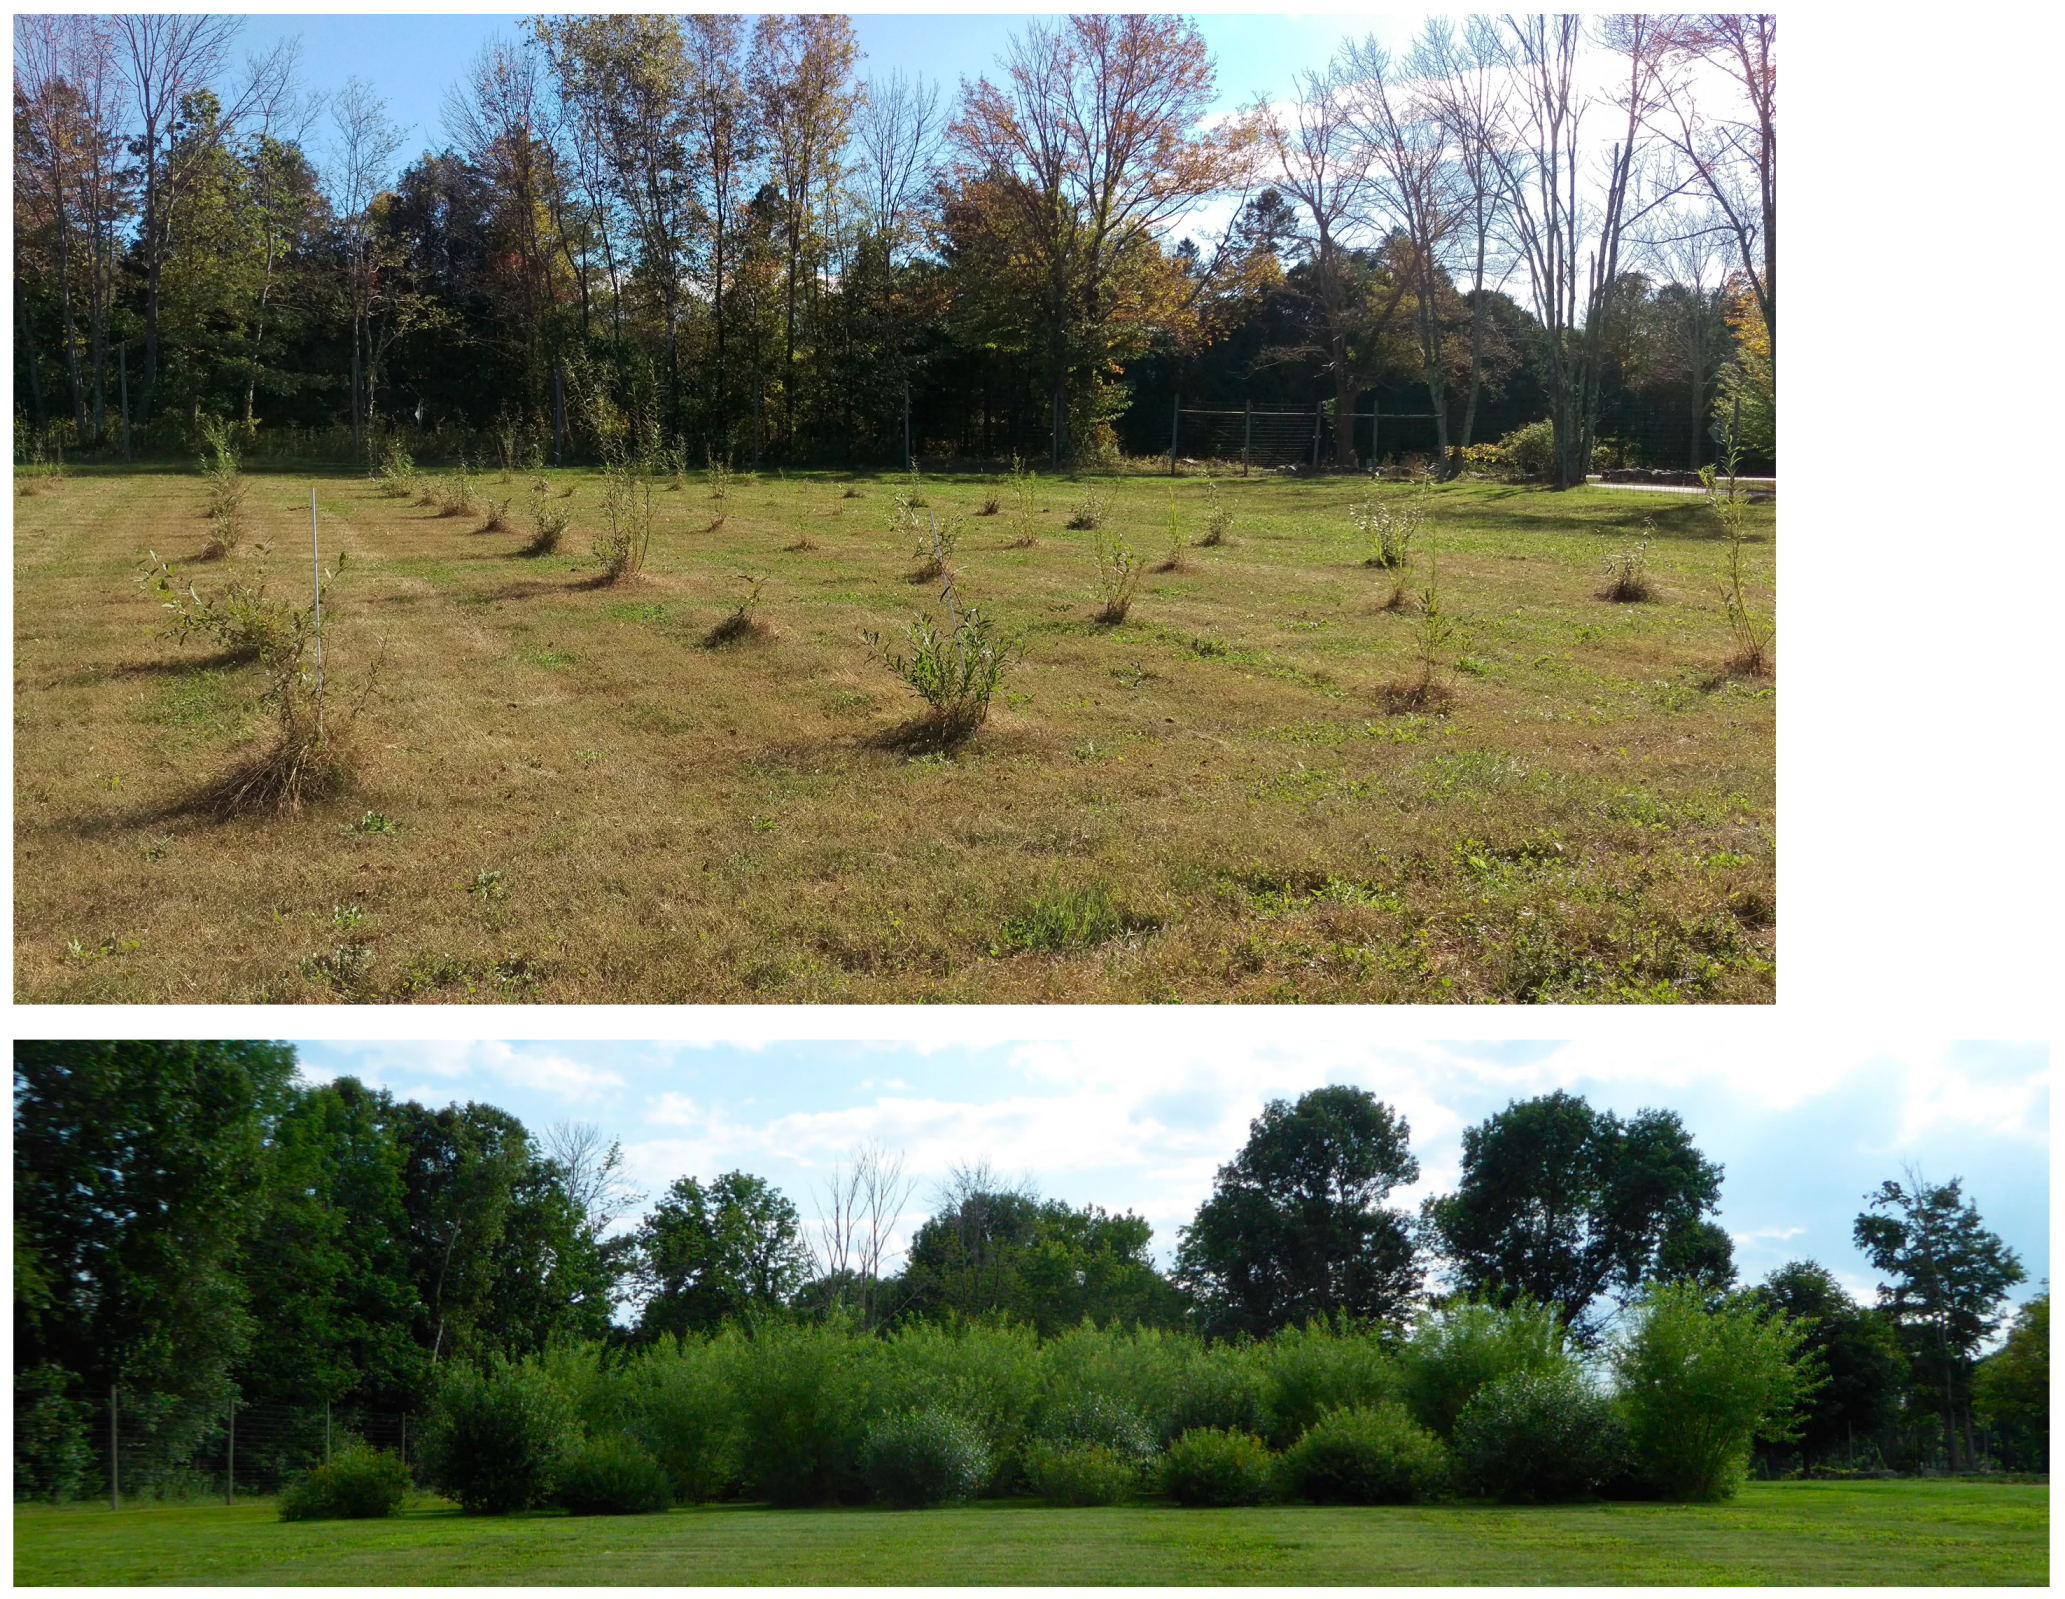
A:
[278, 1444, 410, 1520]
[1166, 1342, 1268, 1444]
[1452, 1367, 1626, 1502]
[728, 1320, 873, 1506]
[553, 1435, 673, 1515]
[625, 1333, 738, 1503]
[871, 1322, 1043, 1491]
[1500, 420, 1556, 479]
[1257, 1320, 1397, 1447]
[13, 1365, 91, 1503]
[1043, 1325, 1189, 1444]
[1615, 1283, 1815, 1501]
[862, 1407, 992, 1508]
[1160, 1428, 1276, 1507]
[1398, 1300, 1570, 1441]
[1036, 1392, 1158, 1470]
[1024, 1441, 1142, 1506]
[1282, 1403, 1449, 1505]
[421, 1356, 577, 1514]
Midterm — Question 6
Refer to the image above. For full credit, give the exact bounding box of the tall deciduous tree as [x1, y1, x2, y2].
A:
[1748, 1260, 1904, 1469]
[951, 13, 1254, 464]
[1176, 1085, 1422, 1338]
[634, 1171, 808, 1340]
[1424, 1089, 1732, 1343]
[1853, 1169, 2025, 1473]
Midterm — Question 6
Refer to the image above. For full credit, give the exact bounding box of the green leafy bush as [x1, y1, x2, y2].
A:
[13, 1365, 91, 1503]
[1499, 420, 1556, 480]
[1614, 1282, 1814, 1501]
[1257, 1320, 1398, 1447]
[553, 1435, 673, 1515]
[1036, 1392, 1157, 1470]
[865, 531, 1011, 742]
[728, 1319, 872, 1507]
[862, 1407, 992, 1508]
[871, 1321, 1043, 1494]
[1282, 1403, 1449, 1504]
[278, 1443, 410, 1520]
[420, 1356, 577, 1514]
[626, 1333, 738, 1504]
[1166, 1343, 1268, 1444]
[1025, 1441, 1141, 1506]
[1452, 1366, 1626, 1502]
[1159, 1428, 1276, 1507]
[1399, 1299, 1570, 1441]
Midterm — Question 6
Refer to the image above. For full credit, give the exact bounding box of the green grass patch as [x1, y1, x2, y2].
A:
[12, 1482, 2045, 1586]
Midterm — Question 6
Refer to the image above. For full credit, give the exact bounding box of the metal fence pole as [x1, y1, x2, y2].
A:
[1243, 396, 1251, 477]
[1169, 391, 1179, 476]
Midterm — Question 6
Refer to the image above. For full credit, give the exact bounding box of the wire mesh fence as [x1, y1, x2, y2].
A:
[1166, 405, 1443, 474]
[20, 1390, 418, 1506]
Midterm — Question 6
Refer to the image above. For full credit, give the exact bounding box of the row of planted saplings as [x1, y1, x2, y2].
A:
[277, 1288, 1809, 1521]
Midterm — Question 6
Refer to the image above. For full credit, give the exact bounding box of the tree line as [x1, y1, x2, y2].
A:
[13, 1041, 2040, 1501]
[13, 13, 1776, 481]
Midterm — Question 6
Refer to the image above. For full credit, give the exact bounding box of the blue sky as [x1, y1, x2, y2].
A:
[291, 1037, 2050, 1318]
[237, 12, 1420, 169]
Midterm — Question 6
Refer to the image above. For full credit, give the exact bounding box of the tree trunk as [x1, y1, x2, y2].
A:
[19, 285, 49, 429]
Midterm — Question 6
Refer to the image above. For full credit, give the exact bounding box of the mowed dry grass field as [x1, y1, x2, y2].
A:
[14, 461, 1775, 1003]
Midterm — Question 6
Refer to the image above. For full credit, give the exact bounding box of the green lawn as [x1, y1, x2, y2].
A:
[14, 1482, 2045, 1585]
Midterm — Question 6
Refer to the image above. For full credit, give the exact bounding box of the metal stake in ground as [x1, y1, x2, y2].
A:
[310, 488, 324, 730]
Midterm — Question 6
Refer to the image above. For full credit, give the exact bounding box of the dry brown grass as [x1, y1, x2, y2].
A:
[15, 465, 1776, 1002]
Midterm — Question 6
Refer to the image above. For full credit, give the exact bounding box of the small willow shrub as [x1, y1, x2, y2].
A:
[1037, 1393, 1157, 1469]
[278, 1443, 409, 1521]
[1025, 1441, 1141, 1506]
[553, 1435, 673, 1515]
[1399, 1299, 1571, 1442]
[1160, 1428, 1275, 1507]
[1282, 1403, 1449, 1505]
[1452, 1366, 1627, 1502]
[862, 1407, 992, 1508]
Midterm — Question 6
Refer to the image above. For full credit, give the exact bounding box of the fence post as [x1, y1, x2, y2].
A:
[226, 1398, 235, 1506]
[1169, 391, 1179, 477]
[1243, 396, 1251, 477]
[1311, 405, 1321, 470]
[109, 1385, 119, 1510]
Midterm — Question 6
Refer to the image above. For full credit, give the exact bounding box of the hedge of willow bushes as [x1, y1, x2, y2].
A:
[397, 1285, 1808, 1518]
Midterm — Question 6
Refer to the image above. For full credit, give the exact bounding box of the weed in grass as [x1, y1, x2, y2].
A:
[522, 483, 570, 556]
[995, 878, 1149, 954]
[1600, 517, 1655, 602]
[704, 574, 770, 647]
[1066, 482, 1111, 531]
[1199, 477, 1233, 545]
[301, 939, 376, 997]
[1093, 525, 1140, 624]
[1352, 476, 1426, 570]
[468, 868, 506, 900]
[332, 902, 367, 933]
[593, 464, 656, 581]
[345, 809, 399, 836]
[1704, 438, 1772, 675]
[141, 835, 174, 863]
[866, 517, 1011, 746]
[842, 482, 863, 499]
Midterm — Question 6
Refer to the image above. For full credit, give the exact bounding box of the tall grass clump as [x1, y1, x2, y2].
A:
[420, 1355, 577, 1514]
[1599, 515, 1655, 601]
[435, 455, 479, 517]
[1452, 1366, 1626, 1502]
[278, 1443, 410, 1520]
[197, 416, 249, 555]
[1613, 1282, 1814, 1501]
[1092, 525, 1139, 624]
[1398, 1299, 1570, 1442]
[593, 463, 656, 581]
[862, 1407, 992, 1508]
[1281, 1403, 1449, 1504]
[867, 514, 1010, 745]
